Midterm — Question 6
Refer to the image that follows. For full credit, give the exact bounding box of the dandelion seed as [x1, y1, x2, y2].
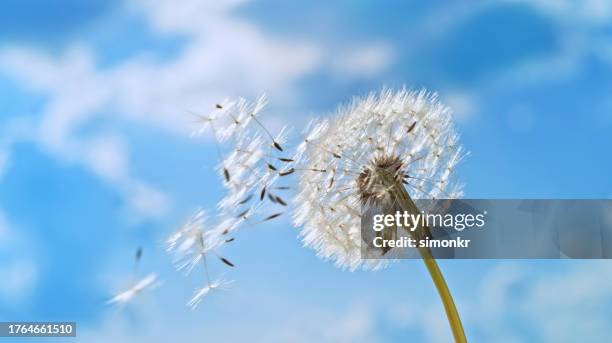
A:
[166, 210, 207, 253]
[187, 278, 234, 310]
[135, 247, 142, 262]
[267, 192, 278, 203]
[275, 196, 288, 206]
[279, 168, 295, 176]
[106, 273, 159, 306]
[236, 209, 249, 218]
[407, 121, 417, 133]
[238, 194, 253, 205]
[273, 141, 283, 151]
[218, 256, 235, 267]
[263, 213, 283, 221]
[168, 212, 224, 275]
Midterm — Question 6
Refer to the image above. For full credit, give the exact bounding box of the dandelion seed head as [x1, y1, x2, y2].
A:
[293, 88, 466, 270]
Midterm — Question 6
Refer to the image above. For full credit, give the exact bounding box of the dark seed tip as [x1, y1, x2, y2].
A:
[219, 256, 235, 267]
[273, 141, 284, 152]
[279, 168, 295, 176]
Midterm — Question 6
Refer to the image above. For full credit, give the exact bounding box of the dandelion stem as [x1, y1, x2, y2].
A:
[392, 183, 467, 342]
[419, 247, 467, 343]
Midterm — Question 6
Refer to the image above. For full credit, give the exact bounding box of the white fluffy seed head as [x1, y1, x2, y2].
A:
[293, 88, 466, 270]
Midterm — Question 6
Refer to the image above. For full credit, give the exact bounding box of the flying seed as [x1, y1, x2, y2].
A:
[223, 168, 230, 182]
[279, 168, 295, 176]
[275, 196, 287, 206]
[260, 187, 266, 201]
[273, 141, 284, 151]
[279, 158, 294, 162]
[407, 121, 417, 133]
[264, 213, 283, 221]
[238, 194, 253, 205]
[219, 257, 235, 267]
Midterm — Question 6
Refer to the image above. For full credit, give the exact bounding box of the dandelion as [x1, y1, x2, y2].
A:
[293, 88, 467, 342]
[106, 273, 159, 306]
[174, 89, 467, 340]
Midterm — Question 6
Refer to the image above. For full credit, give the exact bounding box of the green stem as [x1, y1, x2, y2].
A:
[390, 183, 467, 342]
[419, 247, 467, 343]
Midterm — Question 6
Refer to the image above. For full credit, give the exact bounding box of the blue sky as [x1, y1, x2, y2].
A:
[0, 1, 612, 342]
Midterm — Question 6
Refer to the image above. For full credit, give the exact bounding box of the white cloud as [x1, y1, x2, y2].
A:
[523, 262, 612, 342]
[0, 210, 9, 241]
[511, 0, 612, 24]
[0, 0, 399, 222]
[83, 134, 129, 184]
[443, 91, 480, 122]
[0, 0, 411, 225]
[462, 262, 612, 342]
[265, 304, 381, 343]
[80, 295, 382, 343]
[374, 262, 612, 342]
[0, 260, 38, 303]
[0, 0, 328, 221]
[0, 210, 38, 306]
[330, 43, 395, 79]
[479, 0, 612, 90]
[0, 148, 9, 180]
[0, 115, 34, 181]
[78, 260, 612, 342]
[124, 182, 171, 222]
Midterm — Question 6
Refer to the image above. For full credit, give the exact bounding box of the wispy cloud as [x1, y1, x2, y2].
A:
[0, 210, 38, 307]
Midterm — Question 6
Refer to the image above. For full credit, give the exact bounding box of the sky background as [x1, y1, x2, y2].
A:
[1, 0, 612, 342]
